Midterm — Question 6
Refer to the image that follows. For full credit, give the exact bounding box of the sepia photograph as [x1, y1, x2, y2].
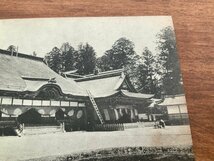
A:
[0, 16, 195, 161]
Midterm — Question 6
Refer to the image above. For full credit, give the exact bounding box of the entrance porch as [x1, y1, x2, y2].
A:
[0, 97, 87, 135]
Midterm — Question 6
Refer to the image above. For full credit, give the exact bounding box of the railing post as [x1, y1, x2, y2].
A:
[22, 123, 24, 134]
[61, 122, 65, 132]
[2, 126, 4, 136]
[0, 97, 2, 105]
[11, 97, 14, 106]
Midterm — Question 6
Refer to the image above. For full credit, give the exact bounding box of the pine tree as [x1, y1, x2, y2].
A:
[45, 47, 62, 74]
[60, 42, 78, 72]
[137, 48, 157, 94]
[157, 26, 183, 95]
[76, 43, 97, 75]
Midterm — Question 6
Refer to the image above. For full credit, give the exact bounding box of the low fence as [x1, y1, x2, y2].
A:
[94, 124, 124, 131]
[166, 117, 189, 125]
[93, 122, 155, 131]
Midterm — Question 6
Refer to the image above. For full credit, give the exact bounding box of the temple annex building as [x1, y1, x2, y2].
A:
[0, 49, 154, 135]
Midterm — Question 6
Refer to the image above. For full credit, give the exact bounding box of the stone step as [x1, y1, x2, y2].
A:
[23, 126, 64, 135]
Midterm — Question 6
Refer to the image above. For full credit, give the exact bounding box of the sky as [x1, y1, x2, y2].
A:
[0, 16, 174, 58]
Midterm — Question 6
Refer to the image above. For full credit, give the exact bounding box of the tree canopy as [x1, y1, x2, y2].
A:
[45, 42, 96, 75]
[97, 37, 139, 71]
[156, 26, 183, 95]
[60, 42, 78, 72]
[45, 47, 62, 74]
[76, 43, 96, 75]
[44, 27, 183, 97]
[136, 47, 158, 94]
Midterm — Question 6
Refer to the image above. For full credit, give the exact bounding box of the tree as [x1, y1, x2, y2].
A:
[45, 43, 79, 74]
[76, 43, 96, 75]
[60, 42, 78, 72]
[157, 26, 183, 95]
[99, 37, 138, 70]
[45, 47, 62, 74]
[96, 54, 113, 72]
[97, 37, 140, 86]
[136, 47, 157, 94]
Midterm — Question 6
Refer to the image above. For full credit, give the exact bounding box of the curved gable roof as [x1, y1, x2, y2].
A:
[0, 49, 87, 97]
[71, 73, 126, 97]
[71, 69, 153, 99]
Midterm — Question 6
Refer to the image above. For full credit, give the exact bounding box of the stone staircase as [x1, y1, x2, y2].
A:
[22, 124, 64, 136]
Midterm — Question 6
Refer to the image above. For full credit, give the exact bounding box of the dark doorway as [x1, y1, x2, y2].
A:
[55, 109, 65, 120]
[18, 109, 41, 125]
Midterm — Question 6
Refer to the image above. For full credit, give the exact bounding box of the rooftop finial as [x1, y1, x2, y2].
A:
[16, 46, 19, 57]
[7, 45, 17, 56]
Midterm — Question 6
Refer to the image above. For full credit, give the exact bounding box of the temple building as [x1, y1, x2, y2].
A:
[156, 94, 189, 125]
[0, 49, 88, 133]
[0, 48, 154, 135]
[65, 69, 154, 125]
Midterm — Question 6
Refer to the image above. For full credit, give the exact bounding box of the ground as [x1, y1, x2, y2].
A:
[0, 126, 193, 161]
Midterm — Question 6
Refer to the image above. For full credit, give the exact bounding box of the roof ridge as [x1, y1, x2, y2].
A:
[0, 49, 44, 62]
[75, 72, 123, 82]
[96, 68, 124, 75]
[74, 69, 124, 82]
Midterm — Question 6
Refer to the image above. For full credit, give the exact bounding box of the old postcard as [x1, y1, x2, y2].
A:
[0, 16, 194, 161]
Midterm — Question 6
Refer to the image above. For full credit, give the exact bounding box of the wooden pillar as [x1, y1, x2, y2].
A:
[178, 105, 183, 125]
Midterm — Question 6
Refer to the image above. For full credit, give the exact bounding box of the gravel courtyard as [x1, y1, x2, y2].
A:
[0, 126, 193, 161]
